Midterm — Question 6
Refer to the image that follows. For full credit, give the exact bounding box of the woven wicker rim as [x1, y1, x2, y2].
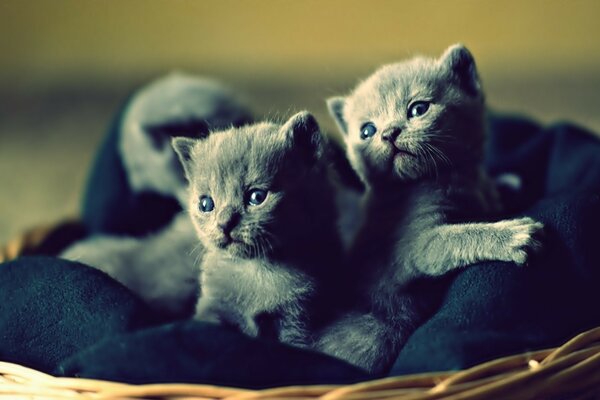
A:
[2, 225, 600, 399]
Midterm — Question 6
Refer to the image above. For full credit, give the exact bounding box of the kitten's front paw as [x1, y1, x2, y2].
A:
[503, 217, 544, 265]
[195, 304, 260, 337]
[194, 303, 222, 324]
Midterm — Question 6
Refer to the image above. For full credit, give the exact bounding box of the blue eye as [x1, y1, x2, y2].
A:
[247, 189, 267, 206]
[199, 196, 214, 212]
[360, 122, 377, 140]
[408, 101, 430, 119]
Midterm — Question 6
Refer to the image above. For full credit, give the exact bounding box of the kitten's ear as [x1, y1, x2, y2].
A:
[326, 96, 348, 134]
[440, 44, 481, 97]
[171, 137, 197, 181]
[281, 111, 324, 160]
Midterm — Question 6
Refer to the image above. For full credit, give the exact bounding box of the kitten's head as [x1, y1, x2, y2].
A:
[173, 111, 327, 259]
[327, 44, 485, 187]
[120, 73, 253, 204]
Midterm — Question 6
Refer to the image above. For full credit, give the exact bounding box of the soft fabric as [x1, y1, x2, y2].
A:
[391, 115, 600, 374]
[0, 113, 598, 385]
[0, 256, 155, 372]
[0, 257, 367, 386]
[82, 100, 182, 236]
[58, 321, 368, 387]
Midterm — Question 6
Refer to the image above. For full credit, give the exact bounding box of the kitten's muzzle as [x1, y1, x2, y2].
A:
[215, 236, 232, 248]
[214, 228, 246, 249]
[381, 127, 416, 157]
[217, 209, 240, 235]
[381, 127, 402, 143]
[215, 234, 243, 249]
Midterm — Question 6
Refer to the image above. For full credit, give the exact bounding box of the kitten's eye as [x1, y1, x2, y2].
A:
[408, 101, 430, 119]
[360, 122, 377, 140]
[247, 189, 268, 206]
[199, 196, 215, 213]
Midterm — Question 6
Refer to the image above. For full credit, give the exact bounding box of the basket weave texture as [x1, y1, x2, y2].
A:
[1, 225, 600, 399]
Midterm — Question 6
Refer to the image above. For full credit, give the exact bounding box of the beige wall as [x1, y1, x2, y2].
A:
[1, 0, 599, 244]
[1, 0, 599, 81]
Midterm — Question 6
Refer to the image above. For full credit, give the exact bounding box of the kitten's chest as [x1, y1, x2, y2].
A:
[201, 253, 313, 312]
[360, 187, 444, 283]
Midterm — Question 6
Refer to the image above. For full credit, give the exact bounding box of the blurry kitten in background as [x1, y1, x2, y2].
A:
[121, 72, 253, 205]
[173, 111, 342, 346]
[62, 74, 252, 318]
[316, 44, 543, 373]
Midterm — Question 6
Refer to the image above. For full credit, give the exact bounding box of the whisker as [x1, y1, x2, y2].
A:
[414, 145, 433, 178]
[426, 143, 453, 168]
[188, 242, 205, 267]
[420, 144, 440, 179]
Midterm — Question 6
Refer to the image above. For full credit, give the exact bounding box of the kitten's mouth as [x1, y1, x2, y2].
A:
[215, 236, 245, 249]
[391, 146, 416, 158]
[220, 239, 256, 259]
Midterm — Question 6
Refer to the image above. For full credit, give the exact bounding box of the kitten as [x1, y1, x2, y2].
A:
[61, 74, 252, 318]
[316, 44, 543, 373]
[62, 213, 200, 317]
[172, 111, 342, 345]
[120, 72, 253, 205]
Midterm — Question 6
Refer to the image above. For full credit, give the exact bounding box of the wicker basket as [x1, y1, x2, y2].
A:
[2, 224, 600, 400]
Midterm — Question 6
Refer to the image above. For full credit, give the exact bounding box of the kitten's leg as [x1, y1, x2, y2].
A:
[277, 308, 310, 348]
[409, 217, 543, 277]
[61, 214, 201, 316]
[194, 297, 260, 337]
[194, 297, 222, 324]
[315, 312, 399, 375]
[61, 235, 142, 280]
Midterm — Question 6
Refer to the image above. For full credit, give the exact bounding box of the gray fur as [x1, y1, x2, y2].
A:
[61, 73, 252, 316]
[173, 111, 342, 346]
[120, 73, 252, 205]
[317, 44, 543, 373]
[61, 213, 200, 316]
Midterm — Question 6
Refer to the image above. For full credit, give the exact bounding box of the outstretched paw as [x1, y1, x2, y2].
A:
[504, 217, 544, 265]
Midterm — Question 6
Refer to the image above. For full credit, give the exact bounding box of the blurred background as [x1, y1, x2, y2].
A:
[1, 0, 599, 243]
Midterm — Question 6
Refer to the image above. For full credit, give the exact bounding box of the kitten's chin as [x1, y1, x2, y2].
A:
[224, 244, 249, 258]
[214, 238, 241, 252]
[391, 153, 422, 181]
[215, 240, 256, 259]
[365, 145, 421, 182]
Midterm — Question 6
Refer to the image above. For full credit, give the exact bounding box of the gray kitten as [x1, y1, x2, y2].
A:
[61, 74, 252, 317]
[172, 111, 342, 346]
[316, 44, 543, 373]
[62, 213, 200, 316]
[121, 72, 253, 204]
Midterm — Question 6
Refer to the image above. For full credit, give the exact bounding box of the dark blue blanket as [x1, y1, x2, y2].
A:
[0, 112, 598, 386]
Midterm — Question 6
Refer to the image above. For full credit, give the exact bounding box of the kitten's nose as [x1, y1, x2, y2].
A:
[381, 127, 402, 142]
[217, 208, 240, 236]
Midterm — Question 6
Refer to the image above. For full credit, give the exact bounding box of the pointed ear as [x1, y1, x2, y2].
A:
[171, 137, 197, 181]
[281, 111, 324, 160]
[326, 96, 348, 134]
[440, 44, 481, 97]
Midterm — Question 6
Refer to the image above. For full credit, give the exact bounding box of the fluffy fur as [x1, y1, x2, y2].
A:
[119, 73, 253, 204]
[61, 74, 252, 317]
[61, 213, 200, 317]
[173, 111, 342, 346]
[316, 44, 544, 373]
